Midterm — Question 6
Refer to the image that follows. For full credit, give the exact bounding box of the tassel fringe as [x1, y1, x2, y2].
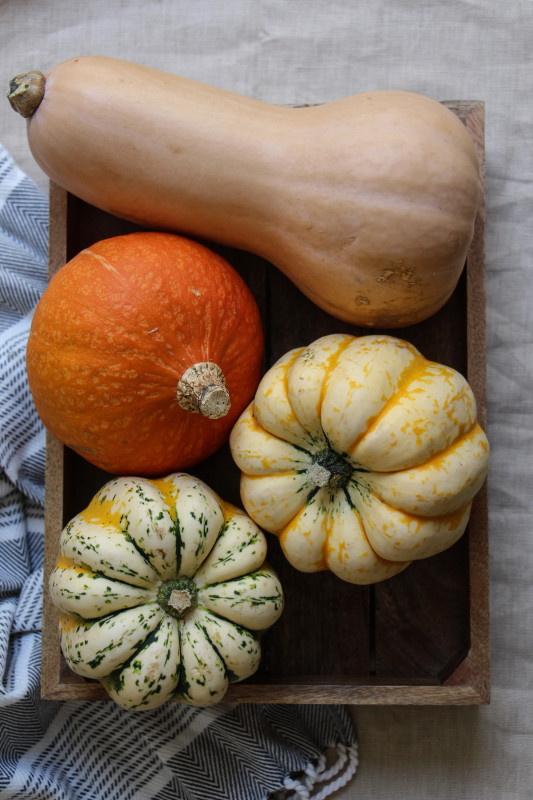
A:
[282, 742, 359, 799]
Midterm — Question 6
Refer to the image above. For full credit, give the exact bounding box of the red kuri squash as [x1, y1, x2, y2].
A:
[26, 231, 264, 475]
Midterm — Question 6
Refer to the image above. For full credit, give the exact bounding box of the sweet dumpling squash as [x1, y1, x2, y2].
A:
[229, 334, 489, 585]
[49, 473, 284, 710]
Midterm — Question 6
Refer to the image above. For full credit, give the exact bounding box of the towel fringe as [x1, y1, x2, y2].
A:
[282, 742, 359, 799]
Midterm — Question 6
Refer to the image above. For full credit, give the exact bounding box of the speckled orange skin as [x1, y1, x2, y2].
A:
[26, 232, 264, 475]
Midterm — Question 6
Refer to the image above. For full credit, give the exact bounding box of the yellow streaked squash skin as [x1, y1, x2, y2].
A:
[229, 334, 489, 585]
[49, 473, 284, 710]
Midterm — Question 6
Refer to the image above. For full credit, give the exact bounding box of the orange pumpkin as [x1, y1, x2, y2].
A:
[26, 231, 263, 475]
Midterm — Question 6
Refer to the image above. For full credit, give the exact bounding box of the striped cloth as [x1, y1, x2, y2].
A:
[0, 143, 358, 800]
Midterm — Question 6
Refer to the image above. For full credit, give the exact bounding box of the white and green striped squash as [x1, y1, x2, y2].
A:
[49, 473, 284, 711]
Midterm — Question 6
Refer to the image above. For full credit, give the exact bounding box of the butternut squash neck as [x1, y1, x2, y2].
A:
[16, 58, 297, 252]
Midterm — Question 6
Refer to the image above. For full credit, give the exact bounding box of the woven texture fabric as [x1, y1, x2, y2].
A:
[0, 143, 358, 799]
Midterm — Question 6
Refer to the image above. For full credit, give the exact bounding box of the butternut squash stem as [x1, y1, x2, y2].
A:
[7, 70, 45, 118]
[176, 361, 231, 419]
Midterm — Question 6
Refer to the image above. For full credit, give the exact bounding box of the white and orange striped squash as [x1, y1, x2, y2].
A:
[229, 333, 489, 585]
[49, 473, 284, 710]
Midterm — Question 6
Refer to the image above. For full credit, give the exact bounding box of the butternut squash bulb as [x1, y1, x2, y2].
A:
[49, 473, 284, 710]
[26, 231, 263, 476]
[9, 56, 480, 327]
[229, 334, 489, 585]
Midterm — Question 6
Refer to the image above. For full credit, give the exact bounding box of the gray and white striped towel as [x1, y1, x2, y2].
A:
[0, 143, 358, 800]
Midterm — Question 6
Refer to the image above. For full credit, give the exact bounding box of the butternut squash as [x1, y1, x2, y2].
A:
[8, 56, 480, 327]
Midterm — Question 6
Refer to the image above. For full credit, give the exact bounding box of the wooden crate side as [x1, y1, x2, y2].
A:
[463, 101, 490, 704]
[41, 182, 67, 700]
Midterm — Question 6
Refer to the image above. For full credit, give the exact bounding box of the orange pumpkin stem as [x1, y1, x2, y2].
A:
[7, 70, 46, 118]
[176, 361, 231, 419]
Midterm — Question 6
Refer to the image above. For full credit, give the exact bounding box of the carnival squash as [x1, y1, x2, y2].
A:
[26, 231, 263, 475]
[49, 472, 284, 710]
[229, 333, 489, 585]
[9, 56, 480, 327]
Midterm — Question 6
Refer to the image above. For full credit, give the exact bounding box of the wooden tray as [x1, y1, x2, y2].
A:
[41, 100, 488, 705]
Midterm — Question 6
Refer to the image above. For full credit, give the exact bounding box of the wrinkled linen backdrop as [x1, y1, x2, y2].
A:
[1, 1, 532, 799]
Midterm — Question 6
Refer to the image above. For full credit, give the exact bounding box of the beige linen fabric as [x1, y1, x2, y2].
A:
[1, 1, 531, 798]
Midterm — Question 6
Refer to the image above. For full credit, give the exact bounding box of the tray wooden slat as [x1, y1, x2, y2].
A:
[41, 100, 488, 704]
